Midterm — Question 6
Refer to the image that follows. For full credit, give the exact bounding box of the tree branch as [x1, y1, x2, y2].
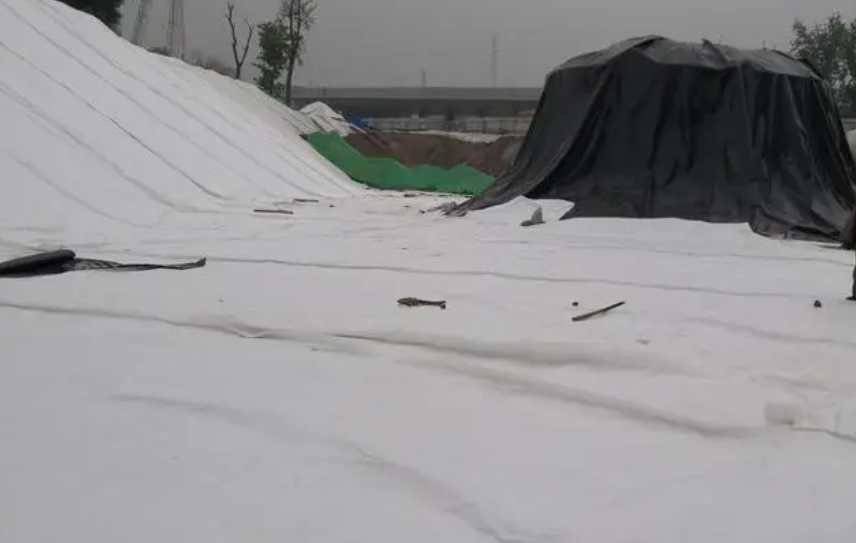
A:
[225, 2, 239, 74]
[240, 18, 254, 67]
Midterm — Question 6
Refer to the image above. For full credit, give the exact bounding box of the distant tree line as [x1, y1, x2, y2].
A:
[50, 0, 856, 117]
[790, 12, 856, 114]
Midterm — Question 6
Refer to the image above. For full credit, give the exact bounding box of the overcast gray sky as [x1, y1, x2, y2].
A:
[121, 0, 855, 87]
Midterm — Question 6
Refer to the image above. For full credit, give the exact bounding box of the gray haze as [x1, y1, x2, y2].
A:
[121, 0, 855, 87]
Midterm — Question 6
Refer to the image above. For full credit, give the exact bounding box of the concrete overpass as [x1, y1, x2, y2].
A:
[290, 86, 543, 120]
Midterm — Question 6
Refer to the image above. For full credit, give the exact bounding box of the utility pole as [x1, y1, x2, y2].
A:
[421, 69, 427, 88]
[490, 33, 498, 88]
[131, 0, 186, 59]
[131, 0, 152, 46]
[167, 0, 186, 60]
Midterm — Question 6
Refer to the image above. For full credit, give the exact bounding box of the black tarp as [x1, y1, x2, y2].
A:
[0, 249, 206, 278]
[453, 36, 856, 241]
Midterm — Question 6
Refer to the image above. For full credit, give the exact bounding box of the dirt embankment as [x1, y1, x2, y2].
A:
[345, 131, 522, 177]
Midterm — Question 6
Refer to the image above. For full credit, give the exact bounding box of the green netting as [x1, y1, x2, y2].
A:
[306, 131, 493, 195]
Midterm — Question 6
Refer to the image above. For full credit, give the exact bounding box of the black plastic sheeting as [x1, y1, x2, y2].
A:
[0, 249, 206, 278]
[453, 36, 856, 241]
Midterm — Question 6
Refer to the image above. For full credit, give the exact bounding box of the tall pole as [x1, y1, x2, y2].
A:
[131, 0, 152, 46]
[490, 33, 498, 88]
[167, 0, 186, 59]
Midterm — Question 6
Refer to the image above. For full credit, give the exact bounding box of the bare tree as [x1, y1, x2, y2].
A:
[279, 0, 316, 105]
[224, 1, 254, 80]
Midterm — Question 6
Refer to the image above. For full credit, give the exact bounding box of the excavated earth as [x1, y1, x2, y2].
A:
[345, 130, 523, 177]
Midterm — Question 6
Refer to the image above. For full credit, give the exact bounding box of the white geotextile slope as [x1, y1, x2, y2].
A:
[189, 65, 321, 136]
[0, 0, 362, 241]
[301, 101, 355, 136]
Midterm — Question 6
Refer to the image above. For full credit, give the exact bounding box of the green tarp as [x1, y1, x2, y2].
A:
[306, 131, 493, 195]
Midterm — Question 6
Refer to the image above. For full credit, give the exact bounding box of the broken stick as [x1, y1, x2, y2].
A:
[253, 208, 293, 215]
[398, 297, 447, 309]
[572, 301, 625, 322]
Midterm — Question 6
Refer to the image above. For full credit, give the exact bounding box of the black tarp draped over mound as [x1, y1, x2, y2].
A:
[455, 36, 856, 241]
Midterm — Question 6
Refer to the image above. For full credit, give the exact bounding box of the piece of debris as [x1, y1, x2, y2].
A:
[814, 300, 823, 308]
[520, 207, 545, 227]
[398, 297, 447, 309]
[403, 193, 419, 198]
[572, 301, 626, 322]
[445, 204, 468, 217]
[429, 201, 462, 215]
[572, 301, 579, 307]
[253, 208, 293, 215]
[293, 198, 319, 203]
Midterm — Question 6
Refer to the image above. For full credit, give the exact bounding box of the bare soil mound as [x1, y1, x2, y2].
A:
[345, 131, 522, 177]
